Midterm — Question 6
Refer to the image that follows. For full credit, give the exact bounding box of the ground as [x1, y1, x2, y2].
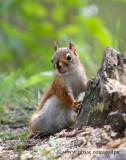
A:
[0, 103, 126, 160]
[0, 121, 126, 160]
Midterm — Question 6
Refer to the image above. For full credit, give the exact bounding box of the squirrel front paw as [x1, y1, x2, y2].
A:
[72, 101, 82, 113]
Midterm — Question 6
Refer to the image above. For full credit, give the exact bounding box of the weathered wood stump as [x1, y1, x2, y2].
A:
[75, 46, 126, 132]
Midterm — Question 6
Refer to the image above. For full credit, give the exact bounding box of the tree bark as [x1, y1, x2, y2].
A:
[75, 46, 126, 132]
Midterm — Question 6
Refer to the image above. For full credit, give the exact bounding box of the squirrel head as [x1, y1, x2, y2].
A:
[52, 41, 80, 76]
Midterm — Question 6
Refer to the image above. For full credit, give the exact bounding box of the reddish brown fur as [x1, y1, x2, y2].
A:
[29, 76, 75, 130]
[29, 41, 88, 133]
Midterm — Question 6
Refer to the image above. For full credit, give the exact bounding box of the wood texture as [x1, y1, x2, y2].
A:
[75, 46, 126, 132]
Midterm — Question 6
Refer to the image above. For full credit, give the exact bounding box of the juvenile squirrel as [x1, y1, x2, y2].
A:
[30, 41, 87, 134]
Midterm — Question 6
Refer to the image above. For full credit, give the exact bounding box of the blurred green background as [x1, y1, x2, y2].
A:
[0, 0, 126, 130]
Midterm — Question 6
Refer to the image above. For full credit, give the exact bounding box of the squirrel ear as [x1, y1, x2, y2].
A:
[69, 40, 78, 56]
[69, 40, 75, 50]
[54, 41, 58, 51]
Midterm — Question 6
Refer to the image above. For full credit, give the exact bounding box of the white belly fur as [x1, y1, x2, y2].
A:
[59, 66, 85, 100]
[31, 95, 77, 134]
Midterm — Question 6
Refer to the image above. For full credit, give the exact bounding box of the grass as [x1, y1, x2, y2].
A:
[0, 69, 53, 144]
[0, 128, 29, 142]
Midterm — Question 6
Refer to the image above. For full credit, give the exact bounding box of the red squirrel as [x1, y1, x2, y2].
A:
[30, 41, 88, 134]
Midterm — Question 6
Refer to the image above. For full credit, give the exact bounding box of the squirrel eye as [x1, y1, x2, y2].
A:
[51, 58, 53, 63]
[66, 54, 72, 61]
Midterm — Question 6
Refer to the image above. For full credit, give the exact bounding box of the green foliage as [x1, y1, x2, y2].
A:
[33, 146, 40, 152]
[0, 0, 113, 74]
[0, 128, 28, 141]
[49, 136, 58, 147]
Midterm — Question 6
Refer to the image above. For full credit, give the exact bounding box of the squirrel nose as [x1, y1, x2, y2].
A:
[57, 62, 62, 70]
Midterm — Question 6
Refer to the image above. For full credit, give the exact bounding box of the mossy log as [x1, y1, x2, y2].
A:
[75, 46, 126, 132]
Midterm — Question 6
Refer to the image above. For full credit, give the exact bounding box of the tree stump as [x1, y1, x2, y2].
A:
[75, 46, 126, 132]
